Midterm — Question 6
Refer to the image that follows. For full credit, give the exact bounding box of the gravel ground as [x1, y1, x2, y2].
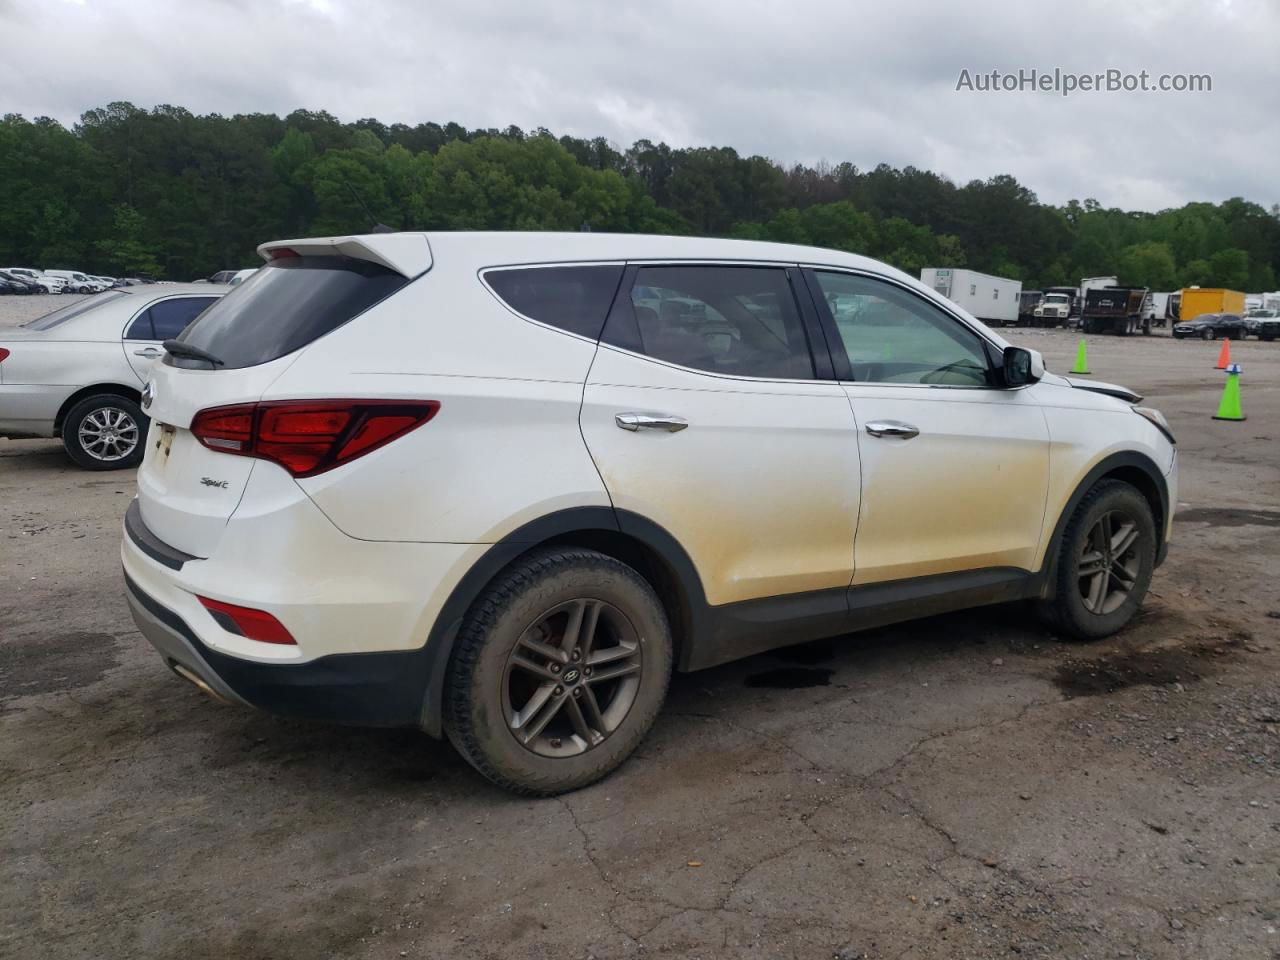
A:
[2, 298, 1278, 960]
[0, 291, 96, 328]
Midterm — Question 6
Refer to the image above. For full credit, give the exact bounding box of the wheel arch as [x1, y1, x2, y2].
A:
[417, 507, 708, 738]
[54, 383, 143, 432]
[1037, 450, 1170, 599]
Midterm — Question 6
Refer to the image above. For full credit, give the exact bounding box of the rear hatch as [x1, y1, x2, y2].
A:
[135, 235, 429, 558]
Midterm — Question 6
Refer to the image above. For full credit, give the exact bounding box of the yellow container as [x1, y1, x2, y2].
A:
[1178, 288, 1246, 325]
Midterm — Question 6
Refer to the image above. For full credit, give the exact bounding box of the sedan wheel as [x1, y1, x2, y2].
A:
[1202, 328, 1216, 341]
[61, 394, 148, 470]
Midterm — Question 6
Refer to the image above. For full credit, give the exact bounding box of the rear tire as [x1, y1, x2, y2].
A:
[1041, 480, 1156, 641]
[61, 394, 147, 470]
[444, 547, 674, 796]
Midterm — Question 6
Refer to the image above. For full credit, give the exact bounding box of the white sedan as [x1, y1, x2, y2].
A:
[0, 284, 226, 469]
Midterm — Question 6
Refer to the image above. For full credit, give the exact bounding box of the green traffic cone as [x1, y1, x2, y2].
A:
[1212, 363, 1246, 421]
[1071, 338, 1090, 375]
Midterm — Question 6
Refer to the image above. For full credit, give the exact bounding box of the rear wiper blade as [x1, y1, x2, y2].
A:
[162, 339, 224, 367]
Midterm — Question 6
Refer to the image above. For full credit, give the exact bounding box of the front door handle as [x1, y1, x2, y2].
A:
[615, 412, 689, 433]
[865, 420, 920, 439]
[133, 348, 162, 359]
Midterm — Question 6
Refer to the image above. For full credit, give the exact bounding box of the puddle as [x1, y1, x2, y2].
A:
[745, 667, 833, 689]
[1175, 507, 1280, 528]
[768, 640, 836, 665]
[0, 631, 121, 700]
[1053, 642, 1237, 698]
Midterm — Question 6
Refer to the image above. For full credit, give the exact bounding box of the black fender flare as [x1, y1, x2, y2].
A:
[417, 506, 709, 737]
[1034, 450, 1171, 598]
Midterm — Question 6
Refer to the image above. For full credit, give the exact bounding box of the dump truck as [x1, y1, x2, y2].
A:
[1080, 286, 1150, 335]
[1178, 288, 1246, 327]
[919, 268, 1021, 326]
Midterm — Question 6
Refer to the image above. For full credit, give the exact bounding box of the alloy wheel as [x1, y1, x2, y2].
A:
[78, 407, 139, 462]
[503, 598, 643, 758]
[1077, 510, 1141, 615]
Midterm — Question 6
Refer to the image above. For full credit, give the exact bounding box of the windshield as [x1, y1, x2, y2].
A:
[1045, 295, 1069, 304]
[21, 291, 129, 330]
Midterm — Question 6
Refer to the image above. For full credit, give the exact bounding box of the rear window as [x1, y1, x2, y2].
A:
[172, 256, 408, 369]
[485, 265, 623, 340]
[21, 291, 129, 330]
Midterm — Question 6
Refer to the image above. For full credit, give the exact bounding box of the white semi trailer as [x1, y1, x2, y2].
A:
[919, 268, 1021, 326]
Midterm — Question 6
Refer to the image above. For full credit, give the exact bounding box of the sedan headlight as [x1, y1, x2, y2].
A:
[1133, 405, 1175, 444]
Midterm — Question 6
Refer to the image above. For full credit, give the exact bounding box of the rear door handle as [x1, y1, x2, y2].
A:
[865, 420, 919, 439]
[615, 412, 689, 433]
[133, 348, 162, 359]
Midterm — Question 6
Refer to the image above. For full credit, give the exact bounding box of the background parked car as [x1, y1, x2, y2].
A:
[0, 284, 224, 468]
[1246, 309, 1280, 341]
[3, 267, 65, 294]
[0, 270, 39, 294]
[1172, 312, 1249, 340]
[45, 270, 107, 294]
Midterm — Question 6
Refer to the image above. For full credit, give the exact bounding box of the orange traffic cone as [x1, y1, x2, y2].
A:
[1215, 338, 1231, 370]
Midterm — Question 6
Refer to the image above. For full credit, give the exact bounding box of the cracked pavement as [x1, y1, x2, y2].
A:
[2, 322, 1279, 959]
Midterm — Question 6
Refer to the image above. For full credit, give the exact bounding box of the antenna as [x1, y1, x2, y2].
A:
[342, 178, 394, 234]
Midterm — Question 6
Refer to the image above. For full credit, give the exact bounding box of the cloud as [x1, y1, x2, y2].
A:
[1, 0, 1277, 210]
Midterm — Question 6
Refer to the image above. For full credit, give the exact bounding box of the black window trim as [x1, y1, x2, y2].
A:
[121, 294, 220, 342]
[798, 265, 1011, 391]
[597, 258, 832, 385]
[478, 260, 627, 345]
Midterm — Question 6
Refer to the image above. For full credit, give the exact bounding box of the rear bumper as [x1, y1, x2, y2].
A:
[121, 476, 486, 729]
[124, 569, 436, 727]
[0, 384, 69, 438]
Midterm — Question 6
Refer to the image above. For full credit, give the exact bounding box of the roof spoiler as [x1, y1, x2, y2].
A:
[256, 233, 432, 278]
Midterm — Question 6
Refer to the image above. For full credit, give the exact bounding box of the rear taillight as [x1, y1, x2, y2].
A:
[190, 399, 439, 478]
[197, 596, 296, 645]
[0, 348, 9, 363]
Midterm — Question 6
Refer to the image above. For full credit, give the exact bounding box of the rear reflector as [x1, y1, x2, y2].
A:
[198, 596, 297, 645]
[190, 399, 438, 478]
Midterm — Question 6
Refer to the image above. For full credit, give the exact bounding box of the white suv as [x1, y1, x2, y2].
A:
[121, 232, 1177, 795]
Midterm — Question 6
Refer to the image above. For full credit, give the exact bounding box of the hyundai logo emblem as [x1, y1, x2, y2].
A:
[141, 381, 155, 410]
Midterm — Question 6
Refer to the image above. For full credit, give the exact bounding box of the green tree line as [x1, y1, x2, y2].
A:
[2, 102, 1277, 292]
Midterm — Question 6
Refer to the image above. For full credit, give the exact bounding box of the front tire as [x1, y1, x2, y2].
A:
[1044, 480, 1156, 641]
[1202, 328, 1216, 341]
[61, 394, 147, 470]
[444, 547, 674, 795]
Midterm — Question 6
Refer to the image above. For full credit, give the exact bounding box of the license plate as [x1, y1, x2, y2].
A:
[156, 423, 176, 461]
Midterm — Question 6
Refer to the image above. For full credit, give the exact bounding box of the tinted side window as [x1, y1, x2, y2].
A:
[124, 311, 155, 340]
[814, 271, 993, 387]
[149, 297, 217, 339]
[603, 266, 813, 379]
[486, 265, 623, 340]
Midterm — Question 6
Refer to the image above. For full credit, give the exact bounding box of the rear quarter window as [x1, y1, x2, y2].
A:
[171, 256, 408, 370]
[484, 265, 624, 340]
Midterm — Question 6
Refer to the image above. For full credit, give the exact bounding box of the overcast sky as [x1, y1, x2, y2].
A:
[3, 0, 1277, 211]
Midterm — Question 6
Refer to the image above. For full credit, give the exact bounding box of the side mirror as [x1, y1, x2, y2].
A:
[1001, 346, 1044, 387]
